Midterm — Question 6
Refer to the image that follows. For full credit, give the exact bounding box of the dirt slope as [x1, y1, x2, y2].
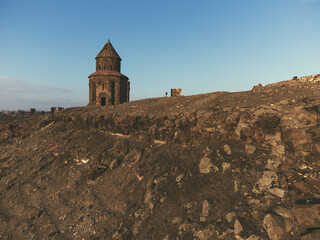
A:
[1, 76, 320, 239]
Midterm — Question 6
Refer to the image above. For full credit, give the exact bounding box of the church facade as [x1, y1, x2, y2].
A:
[88, 40, 130, 105]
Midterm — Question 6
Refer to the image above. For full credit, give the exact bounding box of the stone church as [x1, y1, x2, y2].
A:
[88, 40, 130, 105]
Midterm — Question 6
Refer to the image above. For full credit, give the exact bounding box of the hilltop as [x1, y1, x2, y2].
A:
[1, 75, 320, 239]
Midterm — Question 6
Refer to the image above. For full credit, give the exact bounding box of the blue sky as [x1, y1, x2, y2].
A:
[0, 0, 319, 110]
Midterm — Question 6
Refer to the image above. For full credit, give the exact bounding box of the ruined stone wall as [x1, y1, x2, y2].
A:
[171, 89, 182, 97]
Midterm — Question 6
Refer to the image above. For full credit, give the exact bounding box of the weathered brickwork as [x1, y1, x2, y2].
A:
[88, 40, 130, 106]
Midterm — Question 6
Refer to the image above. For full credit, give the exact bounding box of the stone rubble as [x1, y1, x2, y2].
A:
[1, 76, 320, 239]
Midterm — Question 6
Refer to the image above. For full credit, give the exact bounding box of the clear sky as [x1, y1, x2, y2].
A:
[0, 0, 319, 110]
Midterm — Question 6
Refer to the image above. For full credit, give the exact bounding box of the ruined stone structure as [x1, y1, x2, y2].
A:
[88, 40, 130, 106]
[51, 107, 56, 114]
[171, 88, 182, 97]
[30, 108, 35, 115]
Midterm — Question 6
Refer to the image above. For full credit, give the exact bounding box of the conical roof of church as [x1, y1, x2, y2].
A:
[95, 40, 122, 60]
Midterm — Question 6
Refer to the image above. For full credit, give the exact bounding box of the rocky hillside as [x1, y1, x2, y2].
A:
[0, 113, 35, 140]
[1, 76, 320, 240]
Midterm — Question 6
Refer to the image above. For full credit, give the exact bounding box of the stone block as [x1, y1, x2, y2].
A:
[171, 88, 181, 97]
[51, 107, 56, 114]
[263, 214, 285, 240]
[30, 108, 35, 115]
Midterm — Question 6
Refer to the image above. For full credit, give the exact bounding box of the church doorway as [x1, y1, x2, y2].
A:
[100, 97, 106, 106]
[99, 92, 107, 106]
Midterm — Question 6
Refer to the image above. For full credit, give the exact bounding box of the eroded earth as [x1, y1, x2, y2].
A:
[1, 76, 320, 239]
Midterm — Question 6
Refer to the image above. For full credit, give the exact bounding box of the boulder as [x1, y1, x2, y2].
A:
[263, 214, 285, 240]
